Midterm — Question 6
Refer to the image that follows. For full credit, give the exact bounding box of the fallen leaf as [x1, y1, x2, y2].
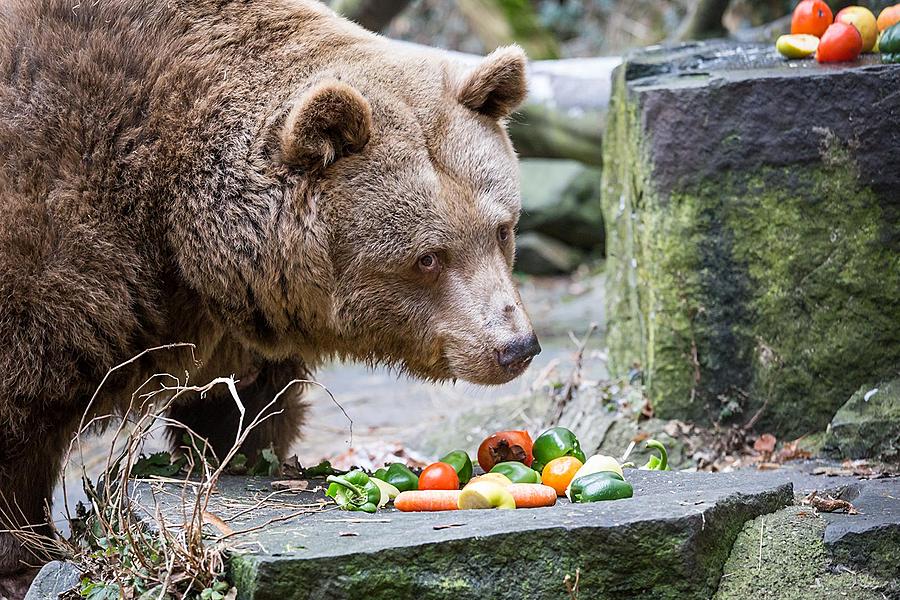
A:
[802, 491, 859, 514]
[756, 462, 781, 471]
[202, 511, 234, 536]
[271, 479, 309, 492]
[753, 433, 777, 454]
[774, 440, 812, 463]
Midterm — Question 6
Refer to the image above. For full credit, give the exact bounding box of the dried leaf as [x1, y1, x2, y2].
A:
[802, 491, 859, 514]
[753, 433, 777, 454]
[202, 511, 234, 536]
[271, 479, 309, 492]
[756, 462, 781, 471]
[774, 440, 811, 463]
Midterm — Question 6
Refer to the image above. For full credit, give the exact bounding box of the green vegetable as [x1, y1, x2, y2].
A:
[641, 439, 670, 471]
[371, 463, 419, 492]
[325, 470, 381, 513]
[881, 23, 900, 62]
[439, 450, 474, 484]
[300, 460, 344, 478]
[371, 478, 400, 507]
[531, 427, 586, 473]
[569, 471, 634, 503]
[490, 461, 541, 484]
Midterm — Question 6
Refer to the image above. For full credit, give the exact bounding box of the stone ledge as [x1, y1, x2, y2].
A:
[134, 471, 792, 599]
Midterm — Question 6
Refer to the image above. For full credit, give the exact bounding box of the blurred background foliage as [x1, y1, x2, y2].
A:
[334, 0, 897, 58]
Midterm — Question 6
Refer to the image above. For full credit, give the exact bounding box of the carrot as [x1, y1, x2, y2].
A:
[508, 484, 557, 508]
[394, 490, 461, 512]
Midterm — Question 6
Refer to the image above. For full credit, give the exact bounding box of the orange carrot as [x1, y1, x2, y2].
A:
[394, 490, 461, 512]
[508, 484, 558, 508]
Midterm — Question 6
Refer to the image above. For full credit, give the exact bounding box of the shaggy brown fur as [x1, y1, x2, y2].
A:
[0, 1, 536, 594]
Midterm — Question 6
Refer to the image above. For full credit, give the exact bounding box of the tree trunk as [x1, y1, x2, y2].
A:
[674, 0, 732, 41]
[331, 0, 413, 32]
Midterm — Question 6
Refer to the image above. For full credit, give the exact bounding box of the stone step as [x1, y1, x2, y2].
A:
[134, 471, 792, 599]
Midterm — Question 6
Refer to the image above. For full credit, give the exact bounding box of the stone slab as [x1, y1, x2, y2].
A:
[823, 478, 900, 579]
[134, 471, 792, 599]
[602, 40, 900, 435]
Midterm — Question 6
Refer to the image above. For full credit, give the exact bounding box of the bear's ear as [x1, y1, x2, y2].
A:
[458, 46, 528, 120]
[279, 80, 373, 170]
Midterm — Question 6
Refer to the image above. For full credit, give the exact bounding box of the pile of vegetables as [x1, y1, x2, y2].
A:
[325, 426, 672, 513]
[776, 1, 900, 63]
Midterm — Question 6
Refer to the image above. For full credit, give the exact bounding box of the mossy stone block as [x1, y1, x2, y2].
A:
[602, 41, 900, 435]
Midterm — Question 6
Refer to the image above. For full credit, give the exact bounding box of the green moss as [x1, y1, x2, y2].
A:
[602, 70, 900, 435]
[714, 507, 891, 599]
[601, 67, 650, 384]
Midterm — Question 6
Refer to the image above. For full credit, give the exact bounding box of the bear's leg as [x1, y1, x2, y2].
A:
[166, 359, 309, 465]
[0, 430, 68, 600]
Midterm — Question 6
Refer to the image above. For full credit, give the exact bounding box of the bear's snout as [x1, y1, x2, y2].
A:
[495, 333, 542, 374]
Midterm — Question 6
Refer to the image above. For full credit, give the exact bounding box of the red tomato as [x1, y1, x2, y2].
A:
[418, 462, 460, 490]
[816, 22, 863, 63]
[791, 0, 834, 37]
[477, 430, 534, 471]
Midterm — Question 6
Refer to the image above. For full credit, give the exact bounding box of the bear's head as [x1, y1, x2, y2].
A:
[270, 45, 539, 385]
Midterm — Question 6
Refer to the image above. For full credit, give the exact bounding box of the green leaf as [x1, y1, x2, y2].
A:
[130, 452, 187, 478]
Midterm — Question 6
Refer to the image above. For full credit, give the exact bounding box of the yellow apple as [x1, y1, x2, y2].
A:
[836, 6, 879, 52]
[776, 34, 820, 59]
[458, 480, 516, 510]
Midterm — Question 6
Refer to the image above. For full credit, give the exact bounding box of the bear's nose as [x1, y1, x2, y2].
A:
[496, 333, 542, 370]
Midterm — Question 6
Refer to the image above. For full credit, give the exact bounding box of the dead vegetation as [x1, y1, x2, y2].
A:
[1, 345, 332, 600]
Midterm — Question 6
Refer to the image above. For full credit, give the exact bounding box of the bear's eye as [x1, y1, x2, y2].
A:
[497, 224, 511, 243]
[418, 253, 440, 273]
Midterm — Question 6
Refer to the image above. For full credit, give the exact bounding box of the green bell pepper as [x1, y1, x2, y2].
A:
[642, 439, 670, 471]
[439, 450, 474, 485]
[326, 470, 382, 513]
[569, 471, 634, 503]
[881, 23, 900, 62]
[490, 461, 541, 484]
[371, 463, 419, 492]
[531, 427, 586, 473]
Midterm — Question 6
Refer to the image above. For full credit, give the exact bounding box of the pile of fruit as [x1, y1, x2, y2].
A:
[776, 1, 900, 63]
[324, 427, 670, 513]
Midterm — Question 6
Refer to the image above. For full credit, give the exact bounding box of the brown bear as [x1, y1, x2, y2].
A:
[0, 0, 539, 596]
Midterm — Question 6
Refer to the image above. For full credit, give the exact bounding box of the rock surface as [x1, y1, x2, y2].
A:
[134, 472, 792, 600]
[514, 231, 582, 275]
[518, 158, 604, 252]
[23, 561, 82, 600]
[602, 41, 900, 435]
[823, 379, 900, 463]
[715, 464, 900, 599]
[823, 478, 900, 580]
[715, 506, 894, 600]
